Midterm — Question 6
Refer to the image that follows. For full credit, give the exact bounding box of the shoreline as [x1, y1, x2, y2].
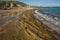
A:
[33, 10, 60, 34]
[0, 7, 60, 40]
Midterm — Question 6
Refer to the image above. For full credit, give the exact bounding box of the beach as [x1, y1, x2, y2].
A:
[0, 7, 60, 40]
[33, 10, 60, 34]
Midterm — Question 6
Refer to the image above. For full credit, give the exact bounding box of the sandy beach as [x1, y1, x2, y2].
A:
[0, 7, 60, 40]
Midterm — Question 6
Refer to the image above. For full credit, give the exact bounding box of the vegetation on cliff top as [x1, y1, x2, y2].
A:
[0, 1, 27, 9]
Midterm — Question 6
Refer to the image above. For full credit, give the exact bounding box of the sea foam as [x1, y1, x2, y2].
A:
[33, 10, 60, 33]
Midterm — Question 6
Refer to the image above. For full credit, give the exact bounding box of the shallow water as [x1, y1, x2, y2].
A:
[38, 7, 60, 26]
[33, 10, 60, 34]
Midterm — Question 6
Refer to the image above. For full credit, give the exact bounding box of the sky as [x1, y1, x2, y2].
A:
[18, 0, 60, 7]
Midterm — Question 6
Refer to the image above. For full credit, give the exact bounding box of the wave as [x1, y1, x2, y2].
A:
[33, 10, 60, 33]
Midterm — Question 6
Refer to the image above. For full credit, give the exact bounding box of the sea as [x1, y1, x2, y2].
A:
[33, 7, 60, 33]
[38, 7, 60, 26]
[38, 7, 60, 18]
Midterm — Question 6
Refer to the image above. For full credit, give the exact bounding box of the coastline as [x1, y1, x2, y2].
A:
[33, 10, 60, 34]
[0, 7, 60, 40]
[22, 9, 60, 40]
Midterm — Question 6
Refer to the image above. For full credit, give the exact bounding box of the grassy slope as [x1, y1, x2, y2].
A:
[0, 1, 27, 8]
[0, 8, 60, 40]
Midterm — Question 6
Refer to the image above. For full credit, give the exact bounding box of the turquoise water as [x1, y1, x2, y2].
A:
[38, 7, 60, 18]
[33, 8, 60, 33]
[36, 7, 60, 27]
